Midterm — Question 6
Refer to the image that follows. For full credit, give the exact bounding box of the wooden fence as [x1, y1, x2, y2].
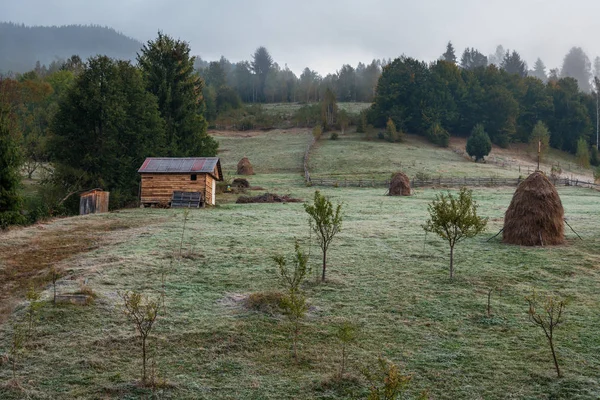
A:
[308, 176, 600, 190]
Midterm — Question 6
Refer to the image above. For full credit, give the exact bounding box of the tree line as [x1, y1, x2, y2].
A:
[0, 32, 217, 227]
[368, 42, 600, 158]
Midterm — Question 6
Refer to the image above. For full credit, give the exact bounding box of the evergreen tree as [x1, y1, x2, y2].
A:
[488, 45, 506, 66]
[138, 32, 217, 157]
[466, 124, 492, 161]
[460, 48, 488, 70]
[251, 46, 273, 102]
[442, 41, 457, 64]
[50, 56, 165, 208]
[530, 58, 548, 82]
[501, 50, 528, 77]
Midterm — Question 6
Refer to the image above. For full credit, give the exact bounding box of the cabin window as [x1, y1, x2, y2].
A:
[191, 174, 197, 181]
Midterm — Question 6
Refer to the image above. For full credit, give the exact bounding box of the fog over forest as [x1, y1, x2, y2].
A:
[4, 0, 600, 75]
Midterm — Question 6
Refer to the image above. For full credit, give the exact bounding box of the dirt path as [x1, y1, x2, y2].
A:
[0, 214, 154, 324]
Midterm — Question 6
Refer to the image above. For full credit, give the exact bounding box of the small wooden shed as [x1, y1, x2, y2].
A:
[79, 189, 110, 215]
[138, 157, 223, 207]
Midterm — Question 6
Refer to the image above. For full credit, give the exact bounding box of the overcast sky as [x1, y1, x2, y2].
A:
[4, 0, 600, 75]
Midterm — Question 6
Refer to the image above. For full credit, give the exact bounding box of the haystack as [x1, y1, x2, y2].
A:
[388, 172, 411, 196]
[237, 157, 254, 175]
[503, 171, 564, 246]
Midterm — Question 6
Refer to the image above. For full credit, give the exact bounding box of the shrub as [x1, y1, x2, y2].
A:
[377, 132, 385, 140]
[426, 122, 449, 147]
[362, 356, 412, 400]
[466, 124, 492, 161]
[245, 291, 286, 314]
[273, 242, 309, 360]
[330, 132, 339, 140]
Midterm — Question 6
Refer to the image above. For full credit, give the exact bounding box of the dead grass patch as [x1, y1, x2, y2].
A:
[0, 218, 144, 323]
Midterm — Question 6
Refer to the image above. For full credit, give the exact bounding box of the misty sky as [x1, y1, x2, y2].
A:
[4, 0, 600, 75]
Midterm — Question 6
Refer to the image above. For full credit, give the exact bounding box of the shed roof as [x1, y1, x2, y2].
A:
[138, 157, 222, 180]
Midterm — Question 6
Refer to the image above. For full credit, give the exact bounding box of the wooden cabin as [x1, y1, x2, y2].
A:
[138, 157, 223, 207]
[79, 189, 110, 215]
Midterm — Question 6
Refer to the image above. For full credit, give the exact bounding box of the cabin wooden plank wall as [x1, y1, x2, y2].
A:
[140, 174, 208, 204]
[206, 175, 215, 206]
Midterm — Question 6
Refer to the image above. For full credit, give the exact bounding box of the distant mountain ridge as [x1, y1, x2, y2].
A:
[0, 22, 143, 73]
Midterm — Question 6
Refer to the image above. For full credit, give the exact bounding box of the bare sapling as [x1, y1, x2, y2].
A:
[336, 321, 357, 379]
[273, 241, 309, 361]
[122, 291, 160, 385]
[304, 190, 343, 282]
[25, 284, 42, 339]
[525, 291, 566, 378]
[8, 323, 26, 381]
[50, 267, 62, 305]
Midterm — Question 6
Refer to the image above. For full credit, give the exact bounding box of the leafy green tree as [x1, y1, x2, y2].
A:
[442, 41, 457, 64]
[321, 87, 338, 131]
[576, 137, 590, 167]
[466, 124, 492, 161]
[356, 110, 367, 133]
[547, 78, 592, 152]
[50, 56, 165, 209]
[304, 190, 343, 282]
[138, 32, 217, 156]
[529, 121, 551, 161]
[483, 85, 518, 147]
[0, 98, 23, 227]
[423, 187, 487, 279]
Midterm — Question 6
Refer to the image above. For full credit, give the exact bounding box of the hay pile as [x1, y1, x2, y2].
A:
[503, 171, 564, 246]
[236, 193, 302, 204]
[237, 157, 254, 175]
[232, 178, 250, 188]
[389, 172, 411, 196]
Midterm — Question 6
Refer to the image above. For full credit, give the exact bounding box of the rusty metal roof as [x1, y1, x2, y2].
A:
[138, 157, 222, 180]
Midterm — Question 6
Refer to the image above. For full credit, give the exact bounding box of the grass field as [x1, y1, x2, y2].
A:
[2, 130, 600, 399]
[260, 102, 371, 119]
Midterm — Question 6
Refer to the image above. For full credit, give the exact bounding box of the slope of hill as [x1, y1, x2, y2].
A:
[0, 22, 142, 73]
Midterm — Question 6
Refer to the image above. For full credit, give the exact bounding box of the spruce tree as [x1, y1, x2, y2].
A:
[138, 32, 218, 157]
[466, 124, 492, 161]
[442, 41, 457, 64]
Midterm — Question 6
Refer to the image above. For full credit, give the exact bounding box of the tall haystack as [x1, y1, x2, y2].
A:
[503, 171, 564, 246]
[237, 157, 254, 175]
[389, 172, 411, 196]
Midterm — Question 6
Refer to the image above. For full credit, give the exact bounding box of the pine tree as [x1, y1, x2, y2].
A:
[442, 41, 457, 64]
[138, 32, 217, 156]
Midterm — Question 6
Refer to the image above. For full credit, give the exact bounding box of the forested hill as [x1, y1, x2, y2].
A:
[0, 22, 142, 73]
